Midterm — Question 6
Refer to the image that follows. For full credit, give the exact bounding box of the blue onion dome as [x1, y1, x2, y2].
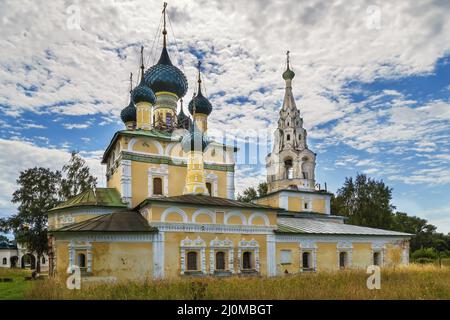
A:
[132, 78, 156, 104]
[181, 123, 209, 153]
[144, 47, 188, 98]
[120, 99, 136, 123]
[188, 69, 213, 116]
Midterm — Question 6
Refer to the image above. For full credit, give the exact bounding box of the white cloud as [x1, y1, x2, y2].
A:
[0, 138, 104, 219]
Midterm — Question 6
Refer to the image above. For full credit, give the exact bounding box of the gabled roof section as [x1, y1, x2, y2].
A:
[138, 194, 277, 211]
[54, 211, 157, 233]
[49, 188, 127, 212]
[277, 217, 412, 236]
[102, 129, 175, 164]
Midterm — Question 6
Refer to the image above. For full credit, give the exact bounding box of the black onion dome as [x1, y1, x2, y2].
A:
[120, 100, 136, 123]
[132, 78, 156, 104]
[144, 47, 188, 98]
[188, 89, 213, 116]
[177, 105, 191, 129]
[181, 124, 208, 153]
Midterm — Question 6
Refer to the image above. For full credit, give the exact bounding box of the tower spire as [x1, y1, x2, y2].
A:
[162, 2, 168, 48]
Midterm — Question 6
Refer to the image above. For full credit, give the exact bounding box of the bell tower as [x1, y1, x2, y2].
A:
[266, 51, 316, 193]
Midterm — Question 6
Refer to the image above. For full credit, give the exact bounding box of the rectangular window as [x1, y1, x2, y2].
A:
[280, 250, 292, 264]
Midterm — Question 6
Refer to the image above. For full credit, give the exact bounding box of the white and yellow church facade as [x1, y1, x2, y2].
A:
[47, 6, 410, 282]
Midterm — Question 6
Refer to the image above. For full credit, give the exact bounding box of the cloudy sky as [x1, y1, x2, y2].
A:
[0, 0, 449, 233]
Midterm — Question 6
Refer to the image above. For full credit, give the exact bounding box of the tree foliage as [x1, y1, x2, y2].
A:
[0, 152, 97, 271]
[237, 182, 268, 203]
[59, 151, 97, 201]
[0, 167, 61, 272]
[332, 174, 395, 229]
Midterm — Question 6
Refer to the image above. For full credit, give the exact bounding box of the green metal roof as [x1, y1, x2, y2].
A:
[49, 188, 127, 212]
[54, 211, 157, 233]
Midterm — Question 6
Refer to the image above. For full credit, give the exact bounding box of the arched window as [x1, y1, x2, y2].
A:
[166, 113, 172, 127]
[153, 177, 163, 195]
[339, 252, 347, 269]
[373, 252, 381, 266]
[242, 251, 252, 270]
[42, 257, 46, 264]
[187, 251, 198, 271]
[206, 182, 212, 196]
[77, 253, 86, 269]
[302, 252, 311, 269]
[284, 159, 293, 179]
[302, 157, 311, 180]
[216, 251, 225, 270]
[2, 257, 6, 265]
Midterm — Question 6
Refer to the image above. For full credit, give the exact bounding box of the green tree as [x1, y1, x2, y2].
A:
[332, 174, 395, 229]
[59, 151, 97, 201]
[0, 167, 61, 272]
[237, 182, 268, 203]
[0, 234, 10, 245]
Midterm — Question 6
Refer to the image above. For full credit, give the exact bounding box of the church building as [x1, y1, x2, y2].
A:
[47, 5, 410, 281]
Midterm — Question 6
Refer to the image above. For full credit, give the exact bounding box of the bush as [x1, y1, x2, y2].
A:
[415, 258, 435, 264]
[411, 248, 438, 261]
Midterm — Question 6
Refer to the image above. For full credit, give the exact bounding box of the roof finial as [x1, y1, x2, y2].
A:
[140, 46, 145, 80]
[192, 92, 197, 118]
[162, 2, 168, 48]
[286, 50, 290, 70]
[197, 60, 202, 94]
[129, 72, 133, 94]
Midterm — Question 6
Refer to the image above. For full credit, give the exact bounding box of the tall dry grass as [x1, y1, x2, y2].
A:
[25, 264, 450, 300]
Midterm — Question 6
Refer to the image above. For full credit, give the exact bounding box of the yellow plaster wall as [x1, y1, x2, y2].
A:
[254, 194, 279, 208]
[288, 197, 301, 212]
[55, 241, 69, 277]
[385, 243, 404, 266]
[132, 138, 160, 154]
[312, 198, 326, 214]
[276, 242, 300, 275]
[352, 243, 372, 268]
[107, 167, 121, 191]
[92, 242, 153, 281]
[316, 242, 338, 271]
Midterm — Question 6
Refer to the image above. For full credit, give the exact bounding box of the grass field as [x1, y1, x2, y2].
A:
[14, 264, 449, 300]
[0, 269, 33, 300]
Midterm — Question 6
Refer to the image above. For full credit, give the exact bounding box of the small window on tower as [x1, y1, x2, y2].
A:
[153, 177, 163, 195]
[287, 134, 290, 141]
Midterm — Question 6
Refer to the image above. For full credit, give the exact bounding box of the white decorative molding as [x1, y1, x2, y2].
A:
[205, 172, 219, 196]
[180, 236, 206, 275]
[68, 241, 92, 273]
[237, 238, 260, 273]
[266, 234, 276, 276]
[279, 193, 288, 210]
[224, 211, 247, 225]
[226, 171, 235, 199]
[120, 160, 132, 206]
[248, 212, 270, 226]
[299, 241, 317, 272]
[151, 222, 274, 234]
[160, 207, 188, 223]
[337, 241, 353, 268]
[192, 209, 216, 224]
[128, 137, 164, 156]
[148, 165, 169, 196]
[153, 232, 165, 279]
[209, 237, 234, 274]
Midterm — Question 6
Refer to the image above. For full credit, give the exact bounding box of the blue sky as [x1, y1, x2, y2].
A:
[0, 0, 449, 233]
